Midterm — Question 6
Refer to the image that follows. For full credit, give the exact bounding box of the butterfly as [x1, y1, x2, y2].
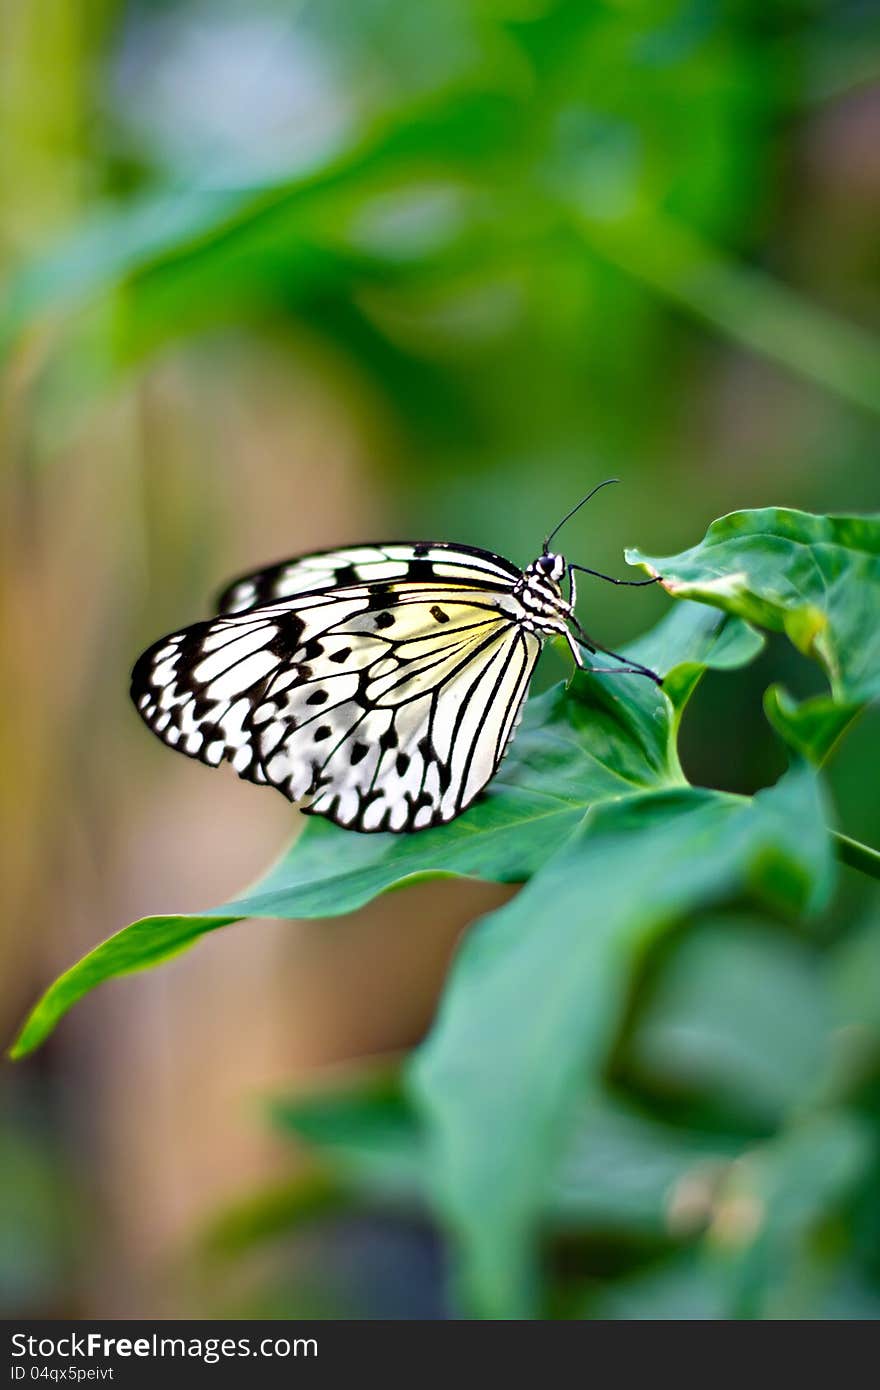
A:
[131, 480, 661, 833]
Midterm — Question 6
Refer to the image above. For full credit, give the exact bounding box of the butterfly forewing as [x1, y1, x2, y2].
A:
[216, 541, 519, 614]
[132, 543, 542, 832]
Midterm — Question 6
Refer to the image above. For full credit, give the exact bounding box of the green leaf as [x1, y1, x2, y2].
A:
[271, 1070, 426, 1207]
[579, 1111, 876, 1320]
[546, 1096, 737, 1236]
[199, 1173, 346, 1263]
[7, 916, 240, 1061]
[407, 763, 833, 1318]
[764, 686, 862, 767]
[624, 913, 831, 1127]
[9, 603, 759, 1059]
[271, 1066, 739, 1238]
[575, 211, 880, 421]
[824, 905, 880, 1096]
[0, 88, 518, 356]
[627, 599, 764, 716]
[704, 1111, 874, 1319]
[577, 1251, 730, 1321]
[627, 508, 880, 762]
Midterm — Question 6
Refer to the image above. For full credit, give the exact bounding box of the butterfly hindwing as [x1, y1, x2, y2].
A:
[131, 567, 541, 832]
[257, 589, 540, 830]
[131, 602, 306, 787]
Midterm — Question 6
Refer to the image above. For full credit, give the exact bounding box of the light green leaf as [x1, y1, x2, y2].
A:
[407, 763, 833, 1318]
[627, 508, 880, 761]
[9, 604, 758, 1059]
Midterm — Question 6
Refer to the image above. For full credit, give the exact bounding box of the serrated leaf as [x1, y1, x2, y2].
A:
[10, 604, 758, 1059]
[627, 508, 880, 762]
[407, 764, 833, 1318]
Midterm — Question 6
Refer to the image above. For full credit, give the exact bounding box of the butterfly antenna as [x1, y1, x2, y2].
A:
[543, 478, 620, 553]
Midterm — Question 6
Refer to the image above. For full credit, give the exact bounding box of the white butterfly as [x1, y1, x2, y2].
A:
[131, 482, 660, 833]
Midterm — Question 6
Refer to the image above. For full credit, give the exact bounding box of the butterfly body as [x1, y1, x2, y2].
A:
[132, 514, 660, 833]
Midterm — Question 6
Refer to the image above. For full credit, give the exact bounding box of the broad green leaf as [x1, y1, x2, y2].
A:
[624, 914, 831, 1127]
[270, 1067, 739, 1237]
[9, 604, 759, 1059]
[626, 508, 880, 762]
[407, 763, 833, 1319]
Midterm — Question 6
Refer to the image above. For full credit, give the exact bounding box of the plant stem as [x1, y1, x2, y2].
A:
[832, 831, 880, 880]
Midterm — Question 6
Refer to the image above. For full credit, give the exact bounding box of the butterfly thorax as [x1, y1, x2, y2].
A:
[512, 552, 572, 636]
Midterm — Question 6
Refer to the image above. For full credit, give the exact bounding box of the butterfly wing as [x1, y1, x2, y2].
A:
[132, 569, 541, 832]
[216, 541, 520, 614]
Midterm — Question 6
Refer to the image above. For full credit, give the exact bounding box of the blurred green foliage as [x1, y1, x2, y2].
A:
[2, 0, 879, 1321]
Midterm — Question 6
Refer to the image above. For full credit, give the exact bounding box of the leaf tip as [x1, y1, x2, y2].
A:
[6, 1027, 34, 1062]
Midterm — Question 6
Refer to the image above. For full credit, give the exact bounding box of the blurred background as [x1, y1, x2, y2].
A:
[2, 0, 879, 1319]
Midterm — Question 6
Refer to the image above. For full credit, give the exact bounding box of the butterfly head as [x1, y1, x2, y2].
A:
[527, 550, 566, 589]
[516, 552, 571, 629]
[528, 547, 561, 581]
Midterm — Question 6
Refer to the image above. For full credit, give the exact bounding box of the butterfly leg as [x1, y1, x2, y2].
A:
[562, 627, 586, 668]
[569, 616, 662, 685]
[562, 627, 655, 677]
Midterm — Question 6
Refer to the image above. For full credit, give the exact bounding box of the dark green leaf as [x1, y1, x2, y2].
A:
[577, 1251, 729, 1321]
[624, 914, 831, 1126]
[824, 906, 880, 1095]
[407, 764, 833, 1318]
[199, 1173, 346, 1263]
[764, 686, 861, 766]
[271, 1067, 739, 1238]
[704, 1111, 874, 1318]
